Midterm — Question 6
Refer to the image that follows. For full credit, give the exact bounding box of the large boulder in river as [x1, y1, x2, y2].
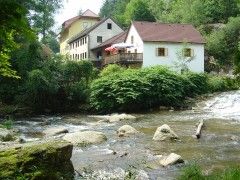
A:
[109, 114, 136, 122]
[153, 124, 179, 141]
[63, 131, 107, 146]
[43, 126, 68, 136]
[117, 125, 138, 137]
[0, 141, 74, 179]
[90, 113, 136, 123]
[0, 128, 17, 142]
[159, 153, 184, 166]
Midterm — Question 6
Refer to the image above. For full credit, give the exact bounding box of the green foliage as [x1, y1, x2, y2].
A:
[206, 17, 240, 70]
[124, 0, 155, 26]
[178, 165, 240, 180]
[100, 0, 130, 27]
[24, 58, 95, 112]
[100, 64, 125, 77]
[208, 75, 239, 92]
[0, 0, 34, 78]
[91, 66, 239, 113]
[1, 117, 13, 130]
[29, 0, 63, 42]
[178, 164, 204, 180]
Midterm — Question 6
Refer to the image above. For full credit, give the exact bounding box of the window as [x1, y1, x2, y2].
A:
[85, 52, 87, 59]
[134, 49, 137, 53]
[107, 23, 112, 29]
[97, 36, 102, 43]
[77, 54, 79, 60]
[131, 36, 134, 44]
[85, 37, 87, 43]
[156, 48, 167, 57]
[183, 48, 193, 57]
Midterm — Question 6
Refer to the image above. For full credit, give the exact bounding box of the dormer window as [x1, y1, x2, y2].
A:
[107, 23, 112, 29]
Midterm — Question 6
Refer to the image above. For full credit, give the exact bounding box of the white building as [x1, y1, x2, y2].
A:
[124, 21, 205, 72]
[67, 18, 123, 65]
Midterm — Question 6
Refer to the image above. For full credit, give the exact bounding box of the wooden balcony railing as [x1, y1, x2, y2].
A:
[103, 53, 143, 66]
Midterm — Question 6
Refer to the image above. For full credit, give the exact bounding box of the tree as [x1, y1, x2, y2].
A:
[124, 0, 155, 26]
[0, 0, 33, 78]
[206, 17, 240, 71]
[100, 0, 130, 27]
[42, 31, 60, 53]
[30, 0, 63, 43]
[204, 0, 239, 23]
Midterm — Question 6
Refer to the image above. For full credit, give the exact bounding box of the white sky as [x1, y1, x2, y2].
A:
[54, 0, 104, 31]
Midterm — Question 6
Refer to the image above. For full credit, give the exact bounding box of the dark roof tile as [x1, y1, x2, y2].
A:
[132, 21, 205, 44]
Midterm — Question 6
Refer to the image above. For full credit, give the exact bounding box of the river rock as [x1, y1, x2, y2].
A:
[153, 124, 179, 141]
[109, 114, 136, 122]
[117, 125, 138, 137]
[159, 153, 184, 166]
[63, 131, 107, 145]
[43, 127, 69, 136]
[0, 128, 16, 142]
[90, 113, 136, 123]
[0, 141, 74, 179]
[230, 135, 240, 141]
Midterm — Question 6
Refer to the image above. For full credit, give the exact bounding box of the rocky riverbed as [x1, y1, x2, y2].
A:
[0, 91, 240, 179]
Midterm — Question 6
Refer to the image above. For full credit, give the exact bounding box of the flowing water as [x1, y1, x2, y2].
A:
[11, 91, 240, 179]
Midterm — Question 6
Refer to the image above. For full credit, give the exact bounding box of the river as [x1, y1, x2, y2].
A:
[12, 91, 240, 179]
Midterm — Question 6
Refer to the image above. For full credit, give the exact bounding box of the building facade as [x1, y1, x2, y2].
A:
[124, 21, 205, 72]
[67, 18, 123, 63]
[59, 10, 100, 55]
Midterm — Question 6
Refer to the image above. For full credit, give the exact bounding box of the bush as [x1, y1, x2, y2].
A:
[182, 72, 209, 96]
[100, 64, 125, 77]
[90, 66, 239, 113]
[90, 66, 198, 112]
[23, 57, 95, 112]
[208, 75, 239, 92]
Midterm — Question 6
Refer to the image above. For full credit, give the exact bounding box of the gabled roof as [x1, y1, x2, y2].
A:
[61, 9, 100, 30]
[131, 21, 205, 44]
[68, 18, 108, 43]
[92, 31, 127, 50]
[82, 9, 99, 17]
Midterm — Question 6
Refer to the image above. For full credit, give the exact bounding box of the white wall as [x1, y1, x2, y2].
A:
[69, 36, 89, 60]
[89, 18, 123, 60]
[143, 42, 204, 73]
[125, 24, 143, 53]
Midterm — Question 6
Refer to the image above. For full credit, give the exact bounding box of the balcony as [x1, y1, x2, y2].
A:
[103, 53, 143, 66]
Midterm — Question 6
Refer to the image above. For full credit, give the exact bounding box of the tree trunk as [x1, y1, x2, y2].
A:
[194, 120, 204, 139]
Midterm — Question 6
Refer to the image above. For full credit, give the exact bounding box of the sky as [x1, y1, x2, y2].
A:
[54, 0, 104, 31]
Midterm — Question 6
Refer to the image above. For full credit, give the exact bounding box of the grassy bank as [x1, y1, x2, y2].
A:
[178, 165, 240, 180]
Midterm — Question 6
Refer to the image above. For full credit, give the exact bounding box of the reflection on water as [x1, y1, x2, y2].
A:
[11, 91, 240, 179]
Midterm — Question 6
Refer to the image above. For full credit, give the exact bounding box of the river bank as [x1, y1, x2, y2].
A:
[1, 91, 240, 179]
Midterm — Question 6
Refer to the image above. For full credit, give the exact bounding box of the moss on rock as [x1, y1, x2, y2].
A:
[0, 141, 74, 179]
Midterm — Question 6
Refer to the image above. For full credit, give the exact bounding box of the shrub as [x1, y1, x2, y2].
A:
[91, 66, 193, 112]
[100, 64, 125, 77]
[208, 75, 239, 92]
[23, 58, 95, 112]
[90, 66, 239, 113]
[90, 69, 150, 112]
[182, 72, 209, 96]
